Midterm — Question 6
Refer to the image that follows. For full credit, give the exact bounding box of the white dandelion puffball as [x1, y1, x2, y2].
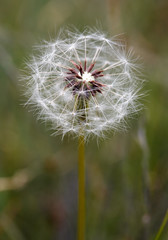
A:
[24, 29, 143, 139]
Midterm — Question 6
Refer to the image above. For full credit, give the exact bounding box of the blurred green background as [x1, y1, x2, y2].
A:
[0, 0, 168, 239]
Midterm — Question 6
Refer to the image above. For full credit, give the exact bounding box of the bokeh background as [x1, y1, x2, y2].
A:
[0, 0, 168, 239]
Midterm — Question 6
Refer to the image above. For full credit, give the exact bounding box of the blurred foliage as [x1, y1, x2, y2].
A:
[0, 0, 168, 239]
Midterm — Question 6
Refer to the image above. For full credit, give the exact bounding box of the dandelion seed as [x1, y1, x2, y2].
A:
[22, 28, 143, 139]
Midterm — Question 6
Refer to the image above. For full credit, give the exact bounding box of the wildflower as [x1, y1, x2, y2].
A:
[23, 28, 142, 139]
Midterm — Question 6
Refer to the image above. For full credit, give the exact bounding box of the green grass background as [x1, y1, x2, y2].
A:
[0, 0, 168, 239]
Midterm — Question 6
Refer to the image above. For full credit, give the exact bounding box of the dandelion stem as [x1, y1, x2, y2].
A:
[78, 134, 85, 240]
[154, 209, 168, 240]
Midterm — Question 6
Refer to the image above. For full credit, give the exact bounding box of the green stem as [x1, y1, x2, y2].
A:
[154, 209, 168, 240]
[77, 134, 85, 240]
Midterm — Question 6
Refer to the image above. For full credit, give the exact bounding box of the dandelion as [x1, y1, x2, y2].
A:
[24, 28, 142, 140]
[22, 28, 143, 240]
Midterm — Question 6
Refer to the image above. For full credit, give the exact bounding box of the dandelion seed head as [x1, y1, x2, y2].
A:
[22, 28, 143, 139]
